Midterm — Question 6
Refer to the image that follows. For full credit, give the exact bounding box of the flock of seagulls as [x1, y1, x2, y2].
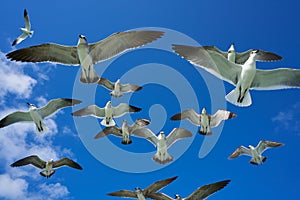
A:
[1, 8, 295, 199]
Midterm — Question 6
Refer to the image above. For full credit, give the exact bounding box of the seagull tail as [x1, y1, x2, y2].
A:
[153, 151, 173, 164]
[29, 30, 34, 37]
[225, 89, 252, 107]
[121, 138, 132, 145]
[100, 119, 116, 127]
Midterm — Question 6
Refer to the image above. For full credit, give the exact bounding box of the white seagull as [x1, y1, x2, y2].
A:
[229, 140, 284, 165]
[148, 180, 230, 200]
[11, 155, 82, 178]
[12, 9, 34, 46]
[170, 108, 236, 135]
[98, 78, 142, 98]
[94, 118, 150, 144]
[132, 128, 192, 164]
[172, 44, 300, 107]
[72, 101, 141, 127]
[107, 176, 178, 200]
[202, 43, 282, 64]
[0, 98, 81, 133]
[7, 30, 164, 83]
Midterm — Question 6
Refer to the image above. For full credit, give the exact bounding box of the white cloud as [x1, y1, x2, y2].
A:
[0, 174, 28, 200]
[38, 183, 70, 199]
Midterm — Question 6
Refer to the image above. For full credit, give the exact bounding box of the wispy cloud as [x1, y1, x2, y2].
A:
[272, 102, 300, 135]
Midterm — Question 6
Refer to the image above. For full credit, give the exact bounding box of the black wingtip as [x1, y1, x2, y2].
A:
[12, 40, 17, 46]
[24, 9, 28, 17]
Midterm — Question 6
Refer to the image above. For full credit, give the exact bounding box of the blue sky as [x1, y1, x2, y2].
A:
[0, 0, 300, 199]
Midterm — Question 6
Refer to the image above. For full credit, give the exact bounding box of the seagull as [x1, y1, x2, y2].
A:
[6, 30, 164, 84]
[172, 44, 300, 107]
[132, 128, 192, 164]
[202, 43, 282, 64]
[98, 78, 142, 98]
[148, 180, 230, 200]
[0, 98, 81, 133]
[94, 118, 150, 144]
[72, 101, 141, 127]
[107, 176, 178, 200]
[12, 9, 34, 46]
[229, 140, 284, 165]
[11, 155, 82, 178]
[170, 108, 236, 135]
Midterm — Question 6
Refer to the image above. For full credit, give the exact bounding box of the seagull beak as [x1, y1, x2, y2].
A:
[26, 102, 30, 106]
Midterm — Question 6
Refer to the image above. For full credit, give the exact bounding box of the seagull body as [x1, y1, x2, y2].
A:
[94, 119, 150, 144]
[98, 78, 142, 98]
[12, 9, 34, 46]
[148, 180, 230, 200]
[107, 176, 178, 200]
[202, 43, 282, 64]
[10, 155, 82, 178]
[170, 108, 236, 135]
[229, 140, 284, 165]
[7, 30, 164, 83]
[0, 98, 81, 133]
[133, 128, 192, 164]
[72, 101, 141, 127]
[172, 44, 300, 107]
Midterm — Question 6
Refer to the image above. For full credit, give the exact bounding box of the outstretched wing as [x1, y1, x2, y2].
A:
[107, 190, 137, 198]
[94, 126, 122, 139]
[144, 176, 178, 195]
[132, 128, 159, 146]
[147, 193, 173, 200]
[89, 30, 164, 64]
[256, 140, 284, 154]
[210, 110, 237, 127]
[24, 9, 31, 30]
[12, 33, 28, 46]
[11, 155, 46, 169]
[53, 158, 82, 170]
[120, 83, 142, 93]
[97, 78, 115, 90]
[38, 98, 82, 118]
[229, 146, 251, 159]
[72, 105, 105, 118]
[202, 46, 227, 58]
[185, 180, 231, 200]
[0, 111, 32, 128]
[128, 119, 151, 133]
[112, 103, 141, 117]
[170, 109, 201, 126]
[166, 128, 192, 147]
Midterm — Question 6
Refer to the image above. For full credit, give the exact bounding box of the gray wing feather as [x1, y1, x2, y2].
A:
[256, 140, 283, 154]
[147, 193, 173, 200]
[235, 49, 252, 64]
[128, 119, 150, 133]
[210, 110, 237, 127]
[229, 146, 251, 159]
[38, 98, 82, 118]
[202, 46, 228, 58]
[12, 33, 28, 46]
[107, 190, 137, 198]
[144, 176, 178, 195]
[97, 78, 115, 90]
[52, 158, 82, 170]
[172, 44, 242, 85]
[251, 68, 300, 90]
[112, 103, 141, 117]
[6, 43, 80, 65]
[166, 128, 192, 147]
[132, 128, 159, 146]
[170, 109, 201, 126]
[120, 84, 142, 93]
[10, 155, 46, 169]
[0, 111, 32, 128]
[72, 105, 105, 118]
[89, 30, 164, 64]
[94, 126, 122, 139]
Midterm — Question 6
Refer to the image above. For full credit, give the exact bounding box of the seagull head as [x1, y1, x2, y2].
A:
[158, 131, 166, 139]
[106, 101, 112, 107]
[201, 108, 207, 114]
[135, 187, 142, 192]
[26, 102, 35, 108]
[228, 43, 235, 53]
[175, 194, 181, 199]
[78, 35, 87, 44]
[248, 145, 255, 150]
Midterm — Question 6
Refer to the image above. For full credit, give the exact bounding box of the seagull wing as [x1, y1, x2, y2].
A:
[120, 83, 142, 93]
[235, 49, 252, 64]
[94, 126, 122, 139]
[132, 128, 159, 146]
[147, 193, 173, 200]
[52, 158, 82, 170]
[97, 78, 115, 90]
[112, 103, 141, 117]
[166, 128, 192, 147]
[38, 98, 82, 118]
[202, 46, 227, 58]
[170, 109, 201, 126]
[172, 44, 242, 86]
[229, 146, 251, 159]
[0, 111, 32, 128]
[24, 9, 31, 30]
[72, 105, 105, 118]
[210, 110, 237, 127]
[12, 33, 28, 46]
[256, 140, 284, 154]
[144, 176, 178, 195]
[89, 30, 164, 64]
[10, 155, 46, 169]
[6, 43, 80, 65]
[185, 180, 231, 200]
[107, 190, 137, 198]
[128, 119, 150, 133]
[251, 68, 300, 90]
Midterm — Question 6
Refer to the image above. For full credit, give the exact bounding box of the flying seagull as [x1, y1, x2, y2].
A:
[11, 155, 82, 178]
[229, 140, 284, 165]
[94, 118, 150, 144]
[170, 108, 236, 135]
[132, 128, 192, 164]
[72, 101, 141, 127]
[7, 30, 164, 83]
[148, 180, 230, 200]
[12, 9, 34, 46]
[0, 98, 81, 133]
[98, 78, 142, 98]
[107, 176, 178, 200]
[172, 44, 300, 107]
[202, 43, 282, 64]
